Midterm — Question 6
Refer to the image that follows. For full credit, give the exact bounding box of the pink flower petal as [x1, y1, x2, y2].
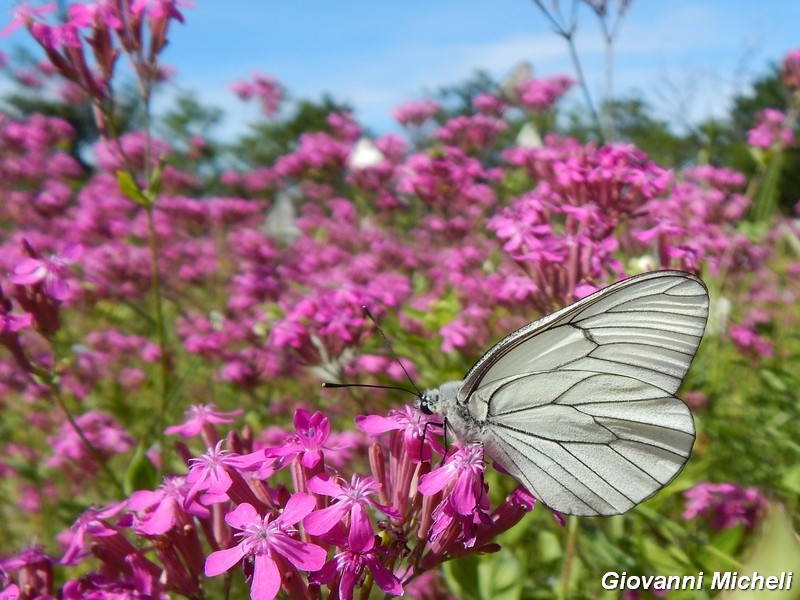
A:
[303, 503, 349, 536]
[251, 553, 281, 600]
[204, 545, 246, 577]
[355, 414, 401, 434]
[270, 535, 327, 571]
[451, 471, 478, 515]
[347, 503, 374, 552]
[306, 474, 345, 497]
[300, 448, 322, 468]
[364, 553, 403, 596]
[417, 465, 453, 496]
[279, 493, 316, 525]
[224, 502, 260, 530]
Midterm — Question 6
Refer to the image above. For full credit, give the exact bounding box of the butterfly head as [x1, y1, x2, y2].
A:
[416, 381, 462, 417]
[415, 389, 438, 415]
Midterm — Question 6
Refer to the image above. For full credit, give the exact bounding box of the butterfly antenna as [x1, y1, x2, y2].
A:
[321, 382, 419, 398]
[361, 305, 422, 396]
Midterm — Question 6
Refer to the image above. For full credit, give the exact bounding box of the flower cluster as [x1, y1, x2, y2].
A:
[391, 99, 440, 127]
[1, 405, 537, 599]
[515, 75, 575, 112]
[683, 482, 768, 532]
[746, 108, 795, 150]
[230, 72, 284, 118]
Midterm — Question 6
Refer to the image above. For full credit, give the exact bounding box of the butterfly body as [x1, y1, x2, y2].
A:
[416, 270, 709, 517]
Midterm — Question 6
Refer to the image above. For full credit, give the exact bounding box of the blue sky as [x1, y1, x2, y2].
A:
[2, 1, 799, 138]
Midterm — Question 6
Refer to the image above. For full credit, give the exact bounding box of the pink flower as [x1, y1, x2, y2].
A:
[204, 496, 327, 600]
[310, 538, 403, 600]
[515, 75, 574, 112]
[683, 482, 767, 531]
[0, 292, 32, 341]
[780, 48, 800, 90]
[164, 403, 243, 437]
[184, 441, 267, 506]
[264, 409, 333, 469]
[472, 92, 506, 116]
[9, 240, 81, 302]
[356, 405, 443, 463]
[746, 109, 795, 150]
[729, 324, 773, 358]
[128, 476, 209, 535]
[304, 474, 400, 551]
[419, 443, 485, 516]
[46, 410, 134, 479]
[230, 72, 283, 117]
[1, 3, 56, 38]
[391, 99, 439, 127]
[59, 501, 127, 566]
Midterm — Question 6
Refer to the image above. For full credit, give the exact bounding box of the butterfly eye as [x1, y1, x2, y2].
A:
[415, 394, 434, 416]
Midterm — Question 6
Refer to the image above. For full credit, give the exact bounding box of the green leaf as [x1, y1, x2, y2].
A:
[781, 464, 800, 495]
[116, 170, 151, 207]
[443, 554, 482, 600]
[443, 550, 524, 600]
[125, 443, 158, 494]
[724, 505, 800, 600]
[759, 368, 788, 393]
[149, 160, 163, 197]
[477, 549, 523, 600]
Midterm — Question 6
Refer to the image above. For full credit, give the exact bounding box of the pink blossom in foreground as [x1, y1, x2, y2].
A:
[184, 440, 268, 507]
[304, 474, 400, 550]
[128, 475, 209, 535]
[356, 405, 444, 462]
[264, 408, 334, 469]
[419, 443, 485, 516]
[204, 496, 326, 600]
[310, 537, 403, 600]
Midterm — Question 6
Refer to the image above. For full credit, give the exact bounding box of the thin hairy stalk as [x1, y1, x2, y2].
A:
[43, 370, 125, 496]
[145, 204, 171, 470]
[557, 515, 579, 600]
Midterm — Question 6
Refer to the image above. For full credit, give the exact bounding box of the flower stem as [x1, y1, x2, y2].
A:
[44, 373, 125, 496]
[557, 515, 579, 600]
[145, 204, 171, 473]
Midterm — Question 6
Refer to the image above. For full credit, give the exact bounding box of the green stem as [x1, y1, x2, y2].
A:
[564, 32, 603, 142]
[558, 515, 579, 600]
[45, 373, 125, 496]
[145, 204, 171, 473]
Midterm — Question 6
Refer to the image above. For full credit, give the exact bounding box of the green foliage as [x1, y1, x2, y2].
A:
[233, 94, 353, 168]
[434, 69, 498, 119]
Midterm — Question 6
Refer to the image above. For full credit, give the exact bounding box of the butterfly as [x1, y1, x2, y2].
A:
[416, 270, 709, 516]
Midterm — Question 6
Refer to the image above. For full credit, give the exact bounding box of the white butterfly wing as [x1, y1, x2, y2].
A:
[460, 271, 708, 516]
